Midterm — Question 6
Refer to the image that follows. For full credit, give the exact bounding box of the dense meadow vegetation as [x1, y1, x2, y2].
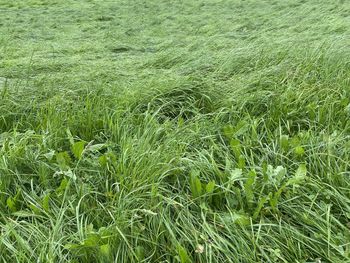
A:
[0, 0, 350, 262]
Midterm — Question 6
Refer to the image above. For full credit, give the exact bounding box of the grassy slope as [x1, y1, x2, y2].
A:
[0, 0, 350, 262]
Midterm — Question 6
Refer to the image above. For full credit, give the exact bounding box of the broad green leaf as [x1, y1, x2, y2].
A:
[190, 170, 202, 198]
[199, 201, 209, 211]
[205, 181, 215, 194]
[151, 184, 158, 198]
[251, 121, 258, 140]
[6, 197, 17, 212]
[99, 152, 118, 168]
[6, 188, 22, 212]
[295, 163, 307, 178]
[83, 233, 100, 247]
[178, 117, 184, 127]
[135, 246, 145, 261]
[270, 185, 286, 211]
[71, 141, 86, 159]
[177, 245, 192, 263]
[88, 143, 107, 152]
[43, 150, 55, 161]
[287, 164, 307, 186]
[14, 188, 22, 200]
[244, 170, 256, 207]
[234, 120, 248, 136]
[194, 177, 202, 197]
[238, 155, 245, 169]
[253, 193, 271, 220]
[266, 165, 286, 185]
[294, 146, 305, 156]
[230, 187, 242, 207]
[99, 155, 108, 167]
[42, 193, 50, 212]
[54, 169, 76, 181]
[55, 177, 68, 195]
[86, 223, 94, 233]
[223, 125, 235, 138]
[230, 138, 241, 158]
[232, 213, 250, 226]
[262, 161, 268, 182]
[290, 136, 301, 147]
[56, 151, 71, 170]
[275, 166, 287, 184]
[229, 168, 243, 182]
[280, 135, 289, 151]
[66, 128, 75, 146]
[345, 103, 350, 116]
[100, 244, 111, 257]
[29, 204, 41, 215]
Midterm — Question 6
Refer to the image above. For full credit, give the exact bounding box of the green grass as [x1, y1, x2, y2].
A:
[1, 0, 350, 262]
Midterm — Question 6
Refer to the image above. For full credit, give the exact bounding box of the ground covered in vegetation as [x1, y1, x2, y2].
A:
[0, 0, 350, 262]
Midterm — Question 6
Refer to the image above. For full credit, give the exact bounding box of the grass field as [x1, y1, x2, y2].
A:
[1, 0, 350, 262]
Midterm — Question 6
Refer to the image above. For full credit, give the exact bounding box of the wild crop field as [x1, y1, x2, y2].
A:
[0, 0, 350, 262]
